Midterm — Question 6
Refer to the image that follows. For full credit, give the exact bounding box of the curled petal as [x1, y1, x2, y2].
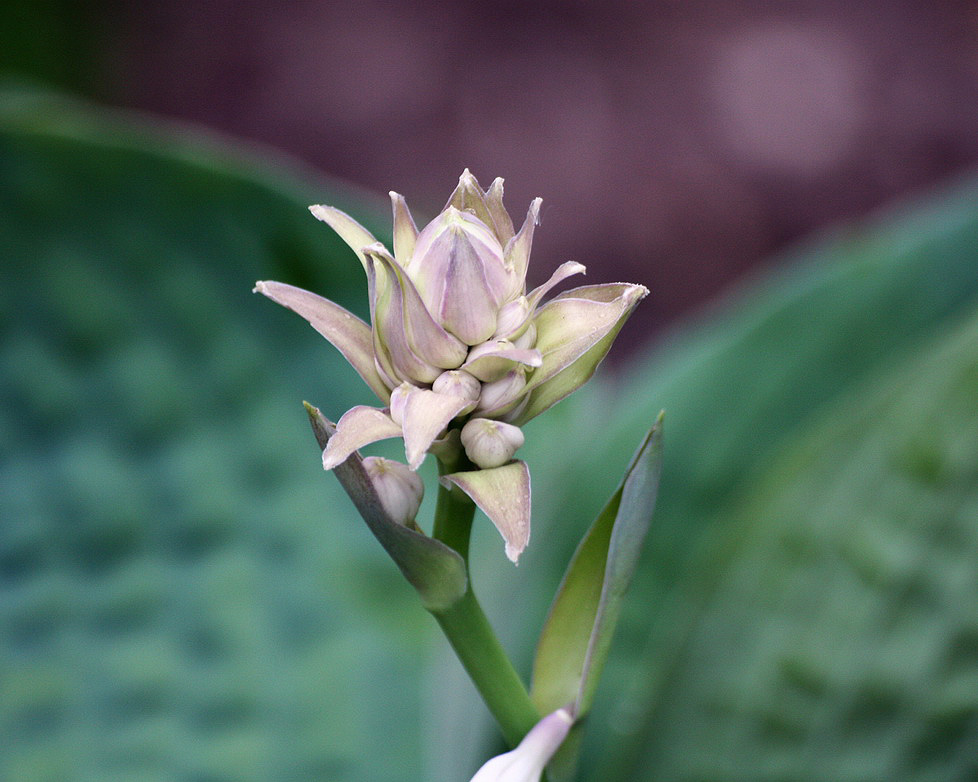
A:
[390, 191, 418, 266]
[308, 204, 379, 273]
[368, 246, 469, 370]
[463, 340, 543, 382]
[469, 708, 574, 782]
[513, 283, 648, 425]
[526, 261, 587, 310]
[254, 281, 391, 403]
[365, 245, 442, 385]
[504, 197, 542, 290]
[485, 177, 515, 245]
[441, 461, 531, 563]
[322, 406, 402, 469]
[398, 386, 475, 470]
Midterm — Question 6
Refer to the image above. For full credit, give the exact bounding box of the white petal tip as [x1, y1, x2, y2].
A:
[627, 284, 651, 302]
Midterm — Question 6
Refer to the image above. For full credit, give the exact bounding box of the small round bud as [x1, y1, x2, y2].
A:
[432, 370, 481, 415]
[460, 418, 525, 469]
[475, 369, 527, 416]
[493, 297, 531, 340]
[389, 382, 413, 426]
[362, 456, 424, 524]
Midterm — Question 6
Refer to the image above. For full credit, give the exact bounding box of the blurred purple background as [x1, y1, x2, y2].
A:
[86, 1, 978, 347]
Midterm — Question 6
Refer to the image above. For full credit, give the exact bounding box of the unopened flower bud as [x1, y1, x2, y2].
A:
[476, 370, 527, 417]
[463, 339, 542, 382]
[389, 382, 412, 426]
[432, 369, 481, 415]
[469, 708, 574, 782]
[362, 456, 424, 524]
[460, 418, 525, 468]
[493, 296, 531, 340]
[410, 207, 518, 345]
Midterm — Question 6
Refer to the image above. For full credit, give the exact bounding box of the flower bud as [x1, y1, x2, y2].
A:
[460, 418, 525, 469]
[463, 339, 542, 383]
[388, 382, 412, 426]
[362, 456, 424, 524]
[432, 369, 482, 415]
[409, 207, 518, 346]
[493, 296, 531, 340]
[475, 369, 527, 417]
[469, 708, 574, 781]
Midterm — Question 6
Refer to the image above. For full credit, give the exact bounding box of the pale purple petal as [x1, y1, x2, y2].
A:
[370, 249, 469, 370]
[444, 168, 495, 230]
[485, 177, 515, 245]
[398, 386, 475, 470]
[308, 204, 379, 273]
[503, 197, 542, 288]
[469, 708, 574, 782]
[389, 191, 418, 266]
[441, 461, 531, 563]
[322, 406, 403, 469]
[365, 246, 442, 385]
[526, 261, 587, 310]
[254, 280, 391, 403]
[462, 342, 543, 383]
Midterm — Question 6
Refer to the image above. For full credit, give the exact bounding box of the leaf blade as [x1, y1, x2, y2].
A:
[531, 413, 664, 717]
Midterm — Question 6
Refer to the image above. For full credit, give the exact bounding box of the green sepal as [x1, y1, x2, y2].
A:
[305, 402, 468, 612]
[531, 413, 664, 719]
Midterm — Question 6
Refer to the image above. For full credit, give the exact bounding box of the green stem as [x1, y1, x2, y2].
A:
[433, 587, 541, 747]
[432, 474, 477, 559]
[430, 472, 541, 747]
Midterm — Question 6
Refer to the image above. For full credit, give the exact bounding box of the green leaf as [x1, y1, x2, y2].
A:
[531, 415, 663, 719]
[606, 300, 978, 781]
[305, 404, 468, 611]
[528, 417, 661, 781]
[0, 87, 432, 781]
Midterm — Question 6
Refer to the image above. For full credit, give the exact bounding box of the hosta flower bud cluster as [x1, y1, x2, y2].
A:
[256, 171, 647, 561]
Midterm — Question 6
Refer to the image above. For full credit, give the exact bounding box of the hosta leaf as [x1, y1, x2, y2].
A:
[531, 415, 663, 718]
[607, 301, 978, 781]
[0, 87, 433, 782]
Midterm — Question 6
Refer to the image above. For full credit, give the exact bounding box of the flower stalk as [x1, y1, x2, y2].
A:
[430, 470, 542, 747]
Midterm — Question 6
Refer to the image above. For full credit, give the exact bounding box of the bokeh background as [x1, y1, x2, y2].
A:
[3, 2, 978, 781]
[9, 0, 978, 342]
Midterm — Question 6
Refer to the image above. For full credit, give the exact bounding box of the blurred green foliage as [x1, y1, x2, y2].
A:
[0, 2, 101, 93]
[2, 87, 977, 781]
